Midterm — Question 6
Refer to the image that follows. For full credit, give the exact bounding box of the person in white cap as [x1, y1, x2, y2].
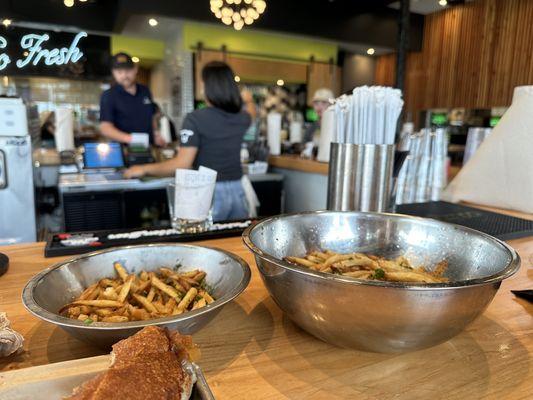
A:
[304, 88, 334, 143]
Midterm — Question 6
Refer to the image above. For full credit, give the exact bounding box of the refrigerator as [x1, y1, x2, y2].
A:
[0, 97, 37, 245]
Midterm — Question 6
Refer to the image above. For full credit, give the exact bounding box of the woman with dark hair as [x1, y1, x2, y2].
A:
[124, 61, 252, 221]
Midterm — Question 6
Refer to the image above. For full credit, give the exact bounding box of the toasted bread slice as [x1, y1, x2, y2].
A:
[66, 327, 196, 400]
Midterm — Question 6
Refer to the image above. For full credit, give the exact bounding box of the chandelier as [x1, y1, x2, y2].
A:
[63, 0, 88, 7]
[210, 0, 267, 31]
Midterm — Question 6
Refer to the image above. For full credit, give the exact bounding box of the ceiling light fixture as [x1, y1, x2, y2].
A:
[63, 0, 89, 7]
[366, 48, 375, 55]
[1, 19, 12, 28]
[438, 0, 447, 6]
[148, 18, 158, 27]
[276, 79, 284, 86]
[234, 75, 241, 82]
[132, 56, 140, 63]
[210, 0, 266, 30]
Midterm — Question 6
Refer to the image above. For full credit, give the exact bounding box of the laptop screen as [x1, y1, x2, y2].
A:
[83, 142, 125, 169]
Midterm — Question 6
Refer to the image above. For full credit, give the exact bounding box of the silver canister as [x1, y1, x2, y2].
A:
[327, 143, 395, 212]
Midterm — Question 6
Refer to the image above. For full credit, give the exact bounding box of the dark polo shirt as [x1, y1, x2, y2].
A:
[99, 83, 155, 143]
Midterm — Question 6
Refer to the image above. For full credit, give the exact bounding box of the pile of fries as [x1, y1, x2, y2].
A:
[285, 250, 448, 283]
[60, 262, 215, 323]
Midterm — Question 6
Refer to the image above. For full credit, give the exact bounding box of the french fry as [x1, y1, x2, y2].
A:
[99, 278, 119, 288]
[94, 308, 114, 317]
[306, 255, 324, 264]
[78, 283, 98, 300]
[192, 298, 206, 310]
[288, 250, 449, 284]
[151, 275, 180, 299]
[139, 271, 149, 281]
[135, 279, 151, 294]
[324, 254, 353, 267]
[113, 262, 128, 282]
[432, 260, 449, 277]
[178, 277, 192, 291]
[165, 298, 177, 314]
[180, 270, 200, 278]
[173, 281, 187, 294]
[128, 304, 151, 321]
[158, 267, 175, 277]
[343, 270, 373, 279]
[87, 287, 101, 301]
[117, 276, 134, 303]
[62, 263, 214, 322]
[193, 271, 206, 283]
[133, 294, 157, 314]
[285, 256, 320, 269]
[146, 287, 156, 303]
[337, 258, 377, 269]
[180, 276, 200, 286]
[384, 271, 440, 283]
[310, 251, 329, 261]
[153, 300, 167, 314]
[71, 299, 123, 308]
[177, 288, 197, 312]
[199, 290, 215, 304]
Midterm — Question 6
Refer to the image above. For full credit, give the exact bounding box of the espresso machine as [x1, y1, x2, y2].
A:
[0, 97, 37, 245]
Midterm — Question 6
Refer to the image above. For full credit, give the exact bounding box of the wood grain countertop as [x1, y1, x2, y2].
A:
[269, 155, 329, 175]
[0, 208, 532, 399]
[269, 155, 464, 182]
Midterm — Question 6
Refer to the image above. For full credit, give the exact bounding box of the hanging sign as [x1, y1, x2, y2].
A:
[0, 31, 87, 71]
[0, 27, 110, 78]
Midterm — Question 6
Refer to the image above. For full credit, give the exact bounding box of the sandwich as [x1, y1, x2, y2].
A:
[66, 326, 199, 400]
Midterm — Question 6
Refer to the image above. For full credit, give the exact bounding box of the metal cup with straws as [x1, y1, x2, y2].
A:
[327, 86, 404, 212]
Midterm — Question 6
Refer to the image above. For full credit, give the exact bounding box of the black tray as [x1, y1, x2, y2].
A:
[397, 201, 533, 241]
[44, 220, 253, 258]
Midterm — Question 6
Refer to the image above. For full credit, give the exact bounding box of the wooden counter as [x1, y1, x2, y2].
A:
[269, 155, 463, 181]
[1, 211, 532, 399]
[269, 155, 329, 175]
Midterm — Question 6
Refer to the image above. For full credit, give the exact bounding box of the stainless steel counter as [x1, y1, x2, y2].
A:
[58, 174, 173, 194]
[58, 173, 282, 194]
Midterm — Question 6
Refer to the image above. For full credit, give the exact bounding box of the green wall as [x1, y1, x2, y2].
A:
[111, 35, 165, 64]
[183, 22, 337, 63]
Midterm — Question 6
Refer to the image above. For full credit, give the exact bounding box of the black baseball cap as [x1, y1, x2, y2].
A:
[111, 52, 134, 70]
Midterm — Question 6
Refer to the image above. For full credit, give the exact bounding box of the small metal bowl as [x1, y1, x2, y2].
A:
[22, 244, 251, 348]
[243, 211, 520, 353]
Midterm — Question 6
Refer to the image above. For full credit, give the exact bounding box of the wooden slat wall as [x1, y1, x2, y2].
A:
[375, 0, 533, 118]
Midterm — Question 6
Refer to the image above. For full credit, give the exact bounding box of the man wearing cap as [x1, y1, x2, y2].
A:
[99, 52, 164, 146]
[303, 88, 334, 143]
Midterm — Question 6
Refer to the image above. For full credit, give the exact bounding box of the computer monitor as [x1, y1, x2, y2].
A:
[83, 142, 125, 169]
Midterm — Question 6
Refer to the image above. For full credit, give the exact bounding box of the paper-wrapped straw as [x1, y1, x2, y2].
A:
[329, 85, 403, 146]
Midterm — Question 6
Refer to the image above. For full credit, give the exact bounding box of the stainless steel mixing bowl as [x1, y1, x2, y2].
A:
[22, 244, 251, 348]
[243, 211, 520, 353]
